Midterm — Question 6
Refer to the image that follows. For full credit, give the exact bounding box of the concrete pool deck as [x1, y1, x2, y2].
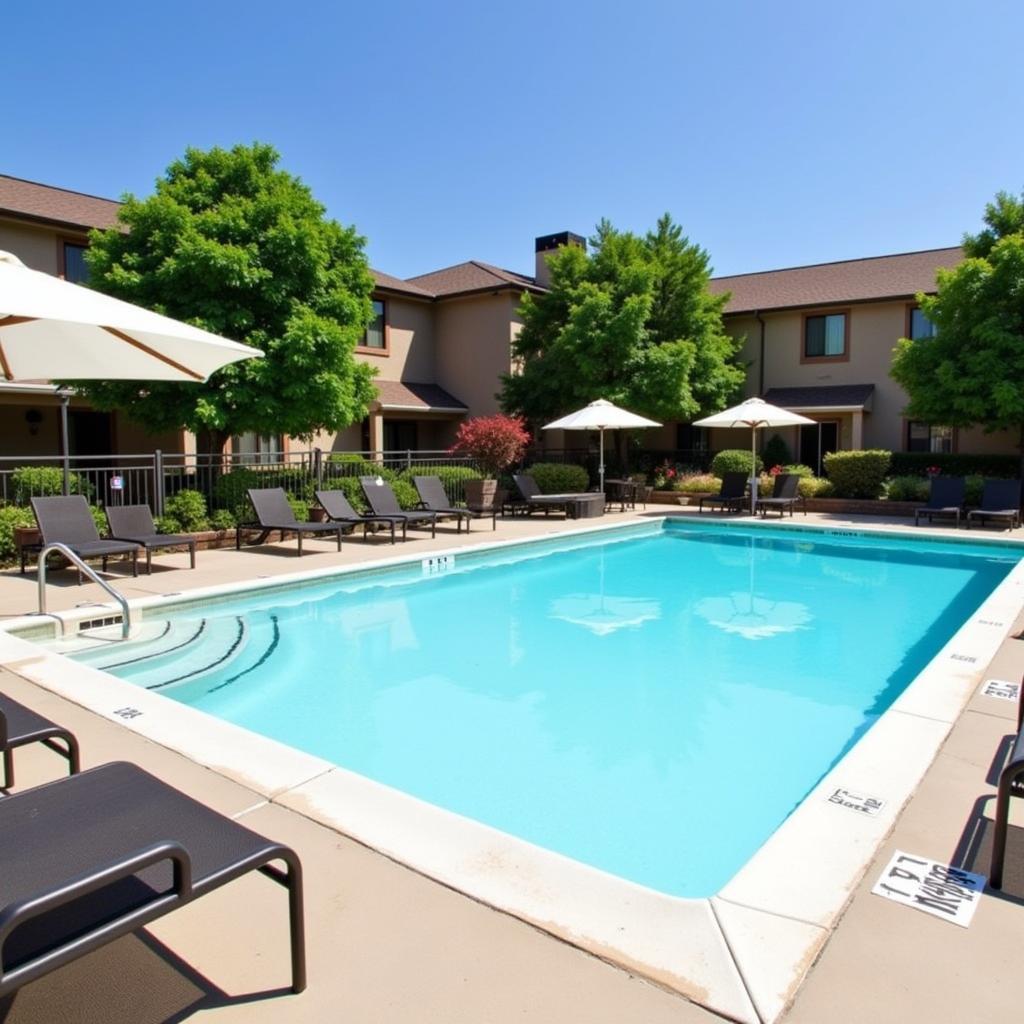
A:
[1, 506, 1023, 1022]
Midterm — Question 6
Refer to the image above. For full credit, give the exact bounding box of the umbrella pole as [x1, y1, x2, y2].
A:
[599, 428, 605, 496]
[750, 425, 757, 515]
[60, 391, 71, 496]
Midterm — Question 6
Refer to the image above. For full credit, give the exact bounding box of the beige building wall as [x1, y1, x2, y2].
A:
[0, 218, 73, 274]
[355, 295, 435, 382]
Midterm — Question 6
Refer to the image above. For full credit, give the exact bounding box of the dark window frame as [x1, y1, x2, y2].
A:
[358, 298, 389, 353]
[57, 236, 90, 283]
[905, 421, 955, 454]
[905, 302, 937, 341]
[800, 308, 850, 363]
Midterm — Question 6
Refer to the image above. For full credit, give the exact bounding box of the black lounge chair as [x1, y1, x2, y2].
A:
[699, 472, 748, 514]
[1, 692, 80, 789]
[989, 686, 1024, 889]
[967, 479, 1022, 531]
[0, 761, 305, 998]
[30, 495, 140, 582]
[359, 477, 437, 537]
[510, 474, 597, 518]
[756, 473, 804, 518]
[239, 487, 344, 555]
[315, 488, 404, 543]
[915, 476, 966, 528]
[106, 504, 197, 573]
[413, 476, 478, 532]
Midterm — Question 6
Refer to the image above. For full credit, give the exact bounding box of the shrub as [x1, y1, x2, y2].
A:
[397, 464, 483, 503]
[156, 515, 182, 534]
[965, 474, 985, 507]
[711, 449, 762, 478]
[885, 475, 930, 502]
[527, 462, 590, 494]
[318, 475, 368, 513]
[0, 504, 38, 563]
[287, 495, 309, 522]
[162, 490, 208, 532]
[325, 455, 400, 484]
[673, 473, 721, 494]
[889, 452, 1019, 479]
[762, 434, 791, 469]
[209, 508, 236, 531]
[449, 414, 530, 477]
[782, 463, 815, 478]
[90, 505, 108, 535]
[9, 465, 93, 504]
[822, 450, 891, 498]
[213, 468, 260, 518]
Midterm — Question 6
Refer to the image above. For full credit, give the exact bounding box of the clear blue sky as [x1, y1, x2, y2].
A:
[7, 0, 1022, 280]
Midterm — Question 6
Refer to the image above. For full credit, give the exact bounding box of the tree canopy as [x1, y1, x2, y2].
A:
[72, 143, 378, 448]
[890, 190, 1024, 469]
[499, 215, 744, 431]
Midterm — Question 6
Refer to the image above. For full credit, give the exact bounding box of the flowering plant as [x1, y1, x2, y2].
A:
[449, 414, 530, 477]
[769, 464, 784, 476]
[926, 465, 941, 477]
[652, 461, 679, 489]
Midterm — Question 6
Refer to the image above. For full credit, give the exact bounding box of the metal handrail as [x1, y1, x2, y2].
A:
[37, 543, 132, 640]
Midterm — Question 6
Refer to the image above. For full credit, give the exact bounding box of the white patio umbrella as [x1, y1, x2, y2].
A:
[543, 399, 661, 494]
[693, 397, 815, 513]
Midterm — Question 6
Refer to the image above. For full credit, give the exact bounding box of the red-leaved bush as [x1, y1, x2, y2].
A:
[449, 415, 530, 477]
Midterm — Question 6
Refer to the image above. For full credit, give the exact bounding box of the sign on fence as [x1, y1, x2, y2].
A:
[110, 475, 124, 491]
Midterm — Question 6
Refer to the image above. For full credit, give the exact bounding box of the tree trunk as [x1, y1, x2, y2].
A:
[197, 428, 231, 483]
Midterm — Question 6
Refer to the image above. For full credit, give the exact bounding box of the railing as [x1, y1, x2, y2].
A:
[37, 543, 132, 640]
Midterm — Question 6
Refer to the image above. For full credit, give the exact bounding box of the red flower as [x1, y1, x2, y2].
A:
[770, 464, 783, 476]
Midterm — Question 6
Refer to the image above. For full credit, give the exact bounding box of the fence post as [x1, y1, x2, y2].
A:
[154, 450, 165, 516]
[60, 393, 71, 496]
[314, 447, 323, 488]
[406, 449, 412, 472]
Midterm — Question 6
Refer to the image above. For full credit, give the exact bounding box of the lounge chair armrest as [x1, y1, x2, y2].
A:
[0, 839, 193, 958]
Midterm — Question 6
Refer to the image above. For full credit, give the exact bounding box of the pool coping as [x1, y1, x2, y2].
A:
[2, 514, 1022, 1023]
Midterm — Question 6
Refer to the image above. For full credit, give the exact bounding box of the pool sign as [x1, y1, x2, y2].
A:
[872, 850, 985, 928]
[980, 678, 1020, 702]
[110, 475, 124, 491]
[827, 787, 884, 817]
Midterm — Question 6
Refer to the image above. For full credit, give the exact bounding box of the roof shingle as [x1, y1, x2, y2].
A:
[406, 260, 539, 298]
[762, 384, 876, 409]
[0, 175, 122, 232]
[370, 269, 435, 299]
[372, 380, 467, 411]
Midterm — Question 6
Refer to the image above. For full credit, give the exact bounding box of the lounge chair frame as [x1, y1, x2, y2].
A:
[30, 495, 140, 582]
[699, 472, 748, 514]
[315, 489, 404, 543]
[106, 504, 197, 573]
[755, 473, 805, 518]
[359, 478, 438, 537]
[0, 692, 80, 790]
[510, 474, 598, 518]
[239, 488, 344, 555]
[413, 476, 480, 532]
[966, 479, 1022, 531]
[914, 476, 966, 528]
[989, 687, 1024, 889]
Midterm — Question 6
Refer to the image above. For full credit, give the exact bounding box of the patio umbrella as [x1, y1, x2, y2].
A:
[693, 397, 815, 513]
[543, 399, 661, 494]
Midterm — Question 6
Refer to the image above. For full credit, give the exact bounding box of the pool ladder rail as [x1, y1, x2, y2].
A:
[37, 543, 132, 641]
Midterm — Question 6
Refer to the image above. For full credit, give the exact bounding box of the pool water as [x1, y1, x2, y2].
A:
[71, 522, 1018, 897]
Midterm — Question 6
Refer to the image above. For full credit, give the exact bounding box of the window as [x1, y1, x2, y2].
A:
[906, 422, 953, 454]
[361, 300, 386, 349]
[675, 424, 707, 453]
[61, 241, 89, 283]
[232, 432, 284, 465]
[803, 312, 847, 359]
[909, 306, 937, 340]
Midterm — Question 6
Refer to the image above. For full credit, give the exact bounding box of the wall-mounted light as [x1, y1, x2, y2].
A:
[24, 409, 43, 436]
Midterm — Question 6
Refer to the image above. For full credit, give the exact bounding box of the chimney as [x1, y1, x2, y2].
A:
[534, 231, 586, 288]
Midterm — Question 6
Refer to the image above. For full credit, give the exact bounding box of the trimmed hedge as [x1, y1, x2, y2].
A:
[0, 505, 37, 562]
[317, 474, 420, 513]
[822, 450, 891, 498]
[888, 452, 1020, 478]
[672, 473, 721, 494]
[527, 463, 590, 494]
[9, 466, 94, 504]
[711, 449, 763, 478]
[397, 464, 482, 503]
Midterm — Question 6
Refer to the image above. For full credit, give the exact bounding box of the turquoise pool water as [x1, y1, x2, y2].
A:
[72, 522, 1019, 897]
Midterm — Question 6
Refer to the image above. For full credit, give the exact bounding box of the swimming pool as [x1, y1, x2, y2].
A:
[68, 519, 1019, 899]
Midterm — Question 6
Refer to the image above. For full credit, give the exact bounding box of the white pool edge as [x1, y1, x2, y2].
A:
[3, 515, 1022, 1024]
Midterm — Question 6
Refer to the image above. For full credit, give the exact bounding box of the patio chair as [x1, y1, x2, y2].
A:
[966, 479, 1022, 531]
[359, 477, 437, 537]
[914, 476, 966, 528]
[106, 504, 197, 573]
[0, 760, 305, 998]
[1, 691, 80, 789]
[510, 474, 596, 518]
[989, 685, 1024, 889]
[413, 476, 479, 532]
[755, 473, 804, 518]
[240, 488, 344, 555]
[315, 488, 405, 543]
[30, 495, 140, 582]
[698, 472, 748, 514]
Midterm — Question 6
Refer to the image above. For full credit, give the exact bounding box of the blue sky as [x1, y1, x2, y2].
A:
[7, 0, 1022, 280]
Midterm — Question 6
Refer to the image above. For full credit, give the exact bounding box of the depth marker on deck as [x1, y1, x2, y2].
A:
[872, 850, 985, 927]
[979, 678, 1021, 702]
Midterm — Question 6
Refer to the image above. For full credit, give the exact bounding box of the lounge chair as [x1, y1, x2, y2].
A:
[359, 477, 437, 537]
[989, 685, 1024, 889]
[413, 476, 479, 532]
[106, 504, 197, 573]
[755, 473, 804, 518]
[914, 476, 966, 528]
[1, 692, 80, 789]
[30, 495, 140, 582]
[0, 761, 305, 998]
[699, 472, 748, 514]
[967, 479, 1022, 531]
[239, 488, 344, 555]
[315, 488, 405, 543]
[510, 474, 601, 518]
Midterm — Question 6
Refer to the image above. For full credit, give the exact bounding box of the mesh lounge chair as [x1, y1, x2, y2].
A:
[915, 476, 966, 528]
[510, 474, 598, 518]
[240, 488, 344, 555]
[315, 488, 405, 543]
[1, 692, 80, 789]
[756, 473, 804, 518]
[0, 761, 305, 998]
[699, 472, 748, 514]
[359, 477, 437, 537]
[967, 479, 1022, 531]
[31, 495, 140, 582]
[106, 504, 197, 573]
[989, 685, 1024, 889]
[413, 476, 479, 532]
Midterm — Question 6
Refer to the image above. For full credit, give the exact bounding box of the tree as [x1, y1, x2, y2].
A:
[890, 190, 1024, 478]
[500, 215, 744, 458]
[72, 143, 378, 452]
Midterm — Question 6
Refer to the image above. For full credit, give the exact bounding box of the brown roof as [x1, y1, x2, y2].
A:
[372, 380, 467, 412]
[406, 260, 540, 298]
[710, 247, 963, 315]
[762, 384, 875, 410]
[370, 268, 435, 299]
[0, 174, 122, 232]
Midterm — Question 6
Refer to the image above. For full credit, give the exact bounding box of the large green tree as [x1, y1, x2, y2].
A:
[73, 143, 378, 451]
[500, 215, 744, 446]
[891, 190, 1024, 475]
